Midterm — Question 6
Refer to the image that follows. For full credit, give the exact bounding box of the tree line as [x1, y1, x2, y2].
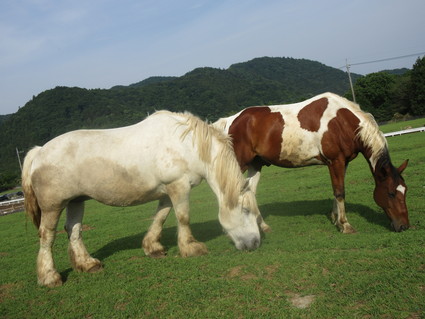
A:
[345, 56, 425, 121]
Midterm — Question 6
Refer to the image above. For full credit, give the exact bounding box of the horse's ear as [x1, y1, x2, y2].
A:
[398, 159, 409, 174]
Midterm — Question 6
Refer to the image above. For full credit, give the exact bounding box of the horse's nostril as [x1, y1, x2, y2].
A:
[251, 237, 260, 250]
[399, 224, 409, 232]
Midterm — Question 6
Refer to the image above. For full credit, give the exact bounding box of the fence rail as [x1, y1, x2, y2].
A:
[384, 126, 425, 137]
[0, 198, 25, 216]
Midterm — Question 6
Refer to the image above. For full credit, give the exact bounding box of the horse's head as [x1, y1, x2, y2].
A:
[373, 159, 409, 232]
[218, 188, 261, 251]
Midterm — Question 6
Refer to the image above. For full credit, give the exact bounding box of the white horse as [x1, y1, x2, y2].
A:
[22, 110, 261, 287]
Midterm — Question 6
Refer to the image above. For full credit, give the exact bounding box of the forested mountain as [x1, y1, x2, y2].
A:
[112, 76, 177, 89]
[1, 55, 423, 189]
[0, 114, 11, 125]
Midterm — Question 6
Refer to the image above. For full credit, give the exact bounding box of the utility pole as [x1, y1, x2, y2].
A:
[16, 147, 23, 172]
[345, 59, 356, 103]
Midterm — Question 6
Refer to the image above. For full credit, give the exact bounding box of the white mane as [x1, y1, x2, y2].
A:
[177, 112, 244, 209]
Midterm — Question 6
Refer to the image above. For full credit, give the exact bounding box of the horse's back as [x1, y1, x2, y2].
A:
[224, 93, 370, 168]
[29, 112, 202, 207]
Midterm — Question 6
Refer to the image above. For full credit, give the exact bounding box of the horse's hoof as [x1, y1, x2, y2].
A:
[148, 250, 167, 258]
[143, 241, 166, 258]
[38, 271, 63, 288]
[341, 224, 357, 234]
[87, 261, 103, 273]
[261, 223, 272, 233]
[180, 242, 208, 257]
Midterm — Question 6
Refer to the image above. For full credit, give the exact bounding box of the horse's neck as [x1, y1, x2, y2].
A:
[362, 147, 391, 181]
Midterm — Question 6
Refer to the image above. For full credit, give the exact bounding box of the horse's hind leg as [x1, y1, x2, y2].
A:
[328, 160, 356, 234]
[142, 197, 172, 257]
[37, 209, 63, 287]
[65, 201, 102, 273]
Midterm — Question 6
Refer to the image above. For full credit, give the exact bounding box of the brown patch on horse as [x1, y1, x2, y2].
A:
[321, 108, 361, 161]
[228, 107, 284, 171]
[297, 97, 328, 132]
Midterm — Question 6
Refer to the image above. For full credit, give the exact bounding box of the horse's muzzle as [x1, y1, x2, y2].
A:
[236, 235, 260, 251]
[392, 222, 409, 232]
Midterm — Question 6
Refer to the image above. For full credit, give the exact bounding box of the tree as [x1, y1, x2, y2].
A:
[349, 72, 398, 121]
[408, 56, 425, 116]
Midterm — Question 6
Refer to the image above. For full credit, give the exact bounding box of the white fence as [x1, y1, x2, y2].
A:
[384, 126, 425, 137]
[0, 198, 25, 216]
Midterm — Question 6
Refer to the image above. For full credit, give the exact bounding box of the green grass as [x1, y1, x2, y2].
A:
[1, 121, 424, 318]
[379, 117, 425, 133]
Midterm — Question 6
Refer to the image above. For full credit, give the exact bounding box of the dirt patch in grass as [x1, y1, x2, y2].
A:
[285, 292, 315, 309]
[225, 263, 281, 281]
[0, 283, 20, 302]
[225, 265, 257, 280]
[264, 264, 280, 279]
[226, 265, 255, 280]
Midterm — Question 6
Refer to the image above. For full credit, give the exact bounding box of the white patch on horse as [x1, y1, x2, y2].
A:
[396, 184, 406, 194]
[268, 93, 344, 166]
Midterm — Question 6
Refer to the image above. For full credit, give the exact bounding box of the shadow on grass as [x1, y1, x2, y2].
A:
[89, 200, 390, 261]
[60, 220, 223, 282]
[91, 219, 223, 261]
[259, 199, 391, 231]
[59, 200, 390, 282]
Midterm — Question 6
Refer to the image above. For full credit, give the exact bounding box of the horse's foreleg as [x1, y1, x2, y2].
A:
[142, 197, 172, 257]
[328, 161, 356, 234]
[37, 210, 63, 287]
[247, 166, 261, 194]
[65, 201, 102, 273]
[168, 182, 208, 257]
[247, 166, 271, 233]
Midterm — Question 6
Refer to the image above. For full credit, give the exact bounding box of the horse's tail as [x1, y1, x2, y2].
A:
[22, 146, 42, 229]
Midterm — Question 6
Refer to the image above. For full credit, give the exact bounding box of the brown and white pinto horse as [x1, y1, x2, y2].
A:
[214, 92, 409, 233]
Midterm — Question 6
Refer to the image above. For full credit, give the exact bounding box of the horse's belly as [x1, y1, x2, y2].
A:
[94, 187, 165, 207]
[278, 131, 324, 167]
[68, 158, 168, 206]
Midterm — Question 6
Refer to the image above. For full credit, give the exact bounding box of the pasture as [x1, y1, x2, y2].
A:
[1, 121, 424, 318]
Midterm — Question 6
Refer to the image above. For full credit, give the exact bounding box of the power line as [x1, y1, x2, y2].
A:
[341, 51, 425, 104]
[340, 51, 425, 69]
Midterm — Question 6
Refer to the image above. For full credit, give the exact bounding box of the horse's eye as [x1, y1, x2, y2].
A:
[388, 192, 396, 198]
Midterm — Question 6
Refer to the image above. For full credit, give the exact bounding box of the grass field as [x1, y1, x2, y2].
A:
[1, 121, 424, 318]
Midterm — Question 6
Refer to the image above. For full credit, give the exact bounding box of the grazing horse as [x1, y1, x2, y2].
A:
[213, 92, 409, 233]
[22, 111, 261, 287]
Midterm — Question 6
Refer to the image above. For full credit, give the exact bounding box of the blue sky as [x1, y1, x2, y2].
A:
[1, 0, 424, 115]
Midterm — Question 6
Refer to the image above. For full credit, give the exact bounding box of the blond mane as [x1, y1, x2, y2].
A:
[341, 97, 388, 168]
[178, 112, 243, 208]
